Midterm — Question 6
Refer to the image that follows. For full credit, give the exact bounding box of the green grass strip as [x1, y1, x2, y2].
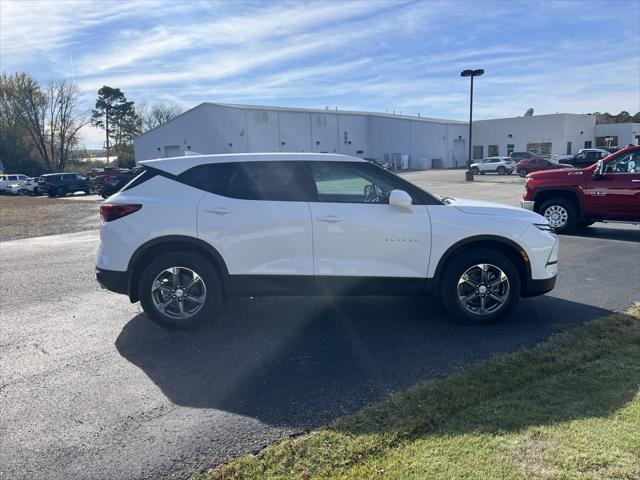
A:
[197, 304, 640, 480]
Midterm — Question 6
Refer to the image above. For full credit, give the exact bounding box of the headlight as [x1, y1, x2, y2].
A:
[534, 223, 555, 232]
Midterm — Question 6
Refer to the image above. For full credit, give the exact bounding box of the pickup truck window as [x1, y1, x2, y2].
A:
[605, 151, 639, 174]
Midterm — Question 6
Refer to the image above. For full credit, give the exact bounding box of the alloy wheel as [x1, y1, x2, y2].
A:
[151, 266, 207, 320]
[543, 205, 568, 229]
[457, 263, 510, 315]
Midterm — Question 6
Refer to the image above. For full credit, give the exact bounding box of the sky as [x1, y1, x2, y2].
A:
[1, 0, 639, 148]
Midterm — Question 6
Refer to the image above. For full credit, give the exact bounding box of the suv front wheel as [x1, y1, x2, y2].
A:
[440, 249, 521, 324]
[139, 251, 223, 329]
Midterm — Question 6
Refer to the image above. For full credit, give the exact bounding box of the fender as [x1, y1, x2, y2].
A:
[127, 235, 230, 300]
[432, 234, 532, 284]
[531, 186, 586, 217]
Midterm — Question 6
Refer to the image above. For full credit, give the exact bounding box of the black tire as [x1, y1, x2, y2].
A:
[576, 220, 595, 228]
[497, 166, 506, 175]
[17, 189, 29, 196]
[471, 167, 479, 175]
[440, 248, 521, 325]
[138, 251, 223, 330]
[539, 197, 577, 233]
[519, 169, 527, 178]
[480, 171, 485, 175]
[47, 189, 56, 198]
[84, 190, 91, 195]
[101, 192, 109, 199]
[57, 186, 68, 197]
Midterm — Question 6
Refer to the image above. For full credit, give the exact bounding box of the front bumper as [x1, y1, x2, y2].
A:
[523, 274, 557, 297]
[96, 268, 129, 295]
[520, 200, 535, 211]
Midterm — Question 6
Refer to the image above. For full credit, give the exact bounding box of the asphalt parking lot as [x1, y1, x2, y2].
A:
[0, 170, 638, 480]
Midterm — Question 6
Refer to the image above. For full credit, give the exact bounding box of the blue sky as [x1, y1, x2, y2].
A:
[1, 0, 639, 148]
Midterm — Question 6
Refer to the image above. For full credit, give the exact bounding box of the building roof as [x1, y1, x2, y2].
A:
[205, 102, 468, 125]
[140, 152, 364, 176]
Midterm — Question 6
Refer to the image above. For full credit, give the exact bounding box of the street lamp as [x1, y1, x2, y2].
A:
[461, 68, 484, 181]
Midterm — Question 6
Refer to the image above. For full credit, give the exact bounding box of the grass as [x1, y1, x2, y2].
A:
[196, 304, 640, 480]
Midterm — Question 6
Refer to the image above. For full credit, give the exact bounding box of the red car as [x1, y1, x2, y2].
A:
[521, 145, 640, 232]
[515, 157, 572, 177]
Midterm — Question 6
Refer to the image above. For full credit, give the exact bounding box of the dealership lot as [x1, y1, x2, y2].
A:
[0, 170, 638, 480]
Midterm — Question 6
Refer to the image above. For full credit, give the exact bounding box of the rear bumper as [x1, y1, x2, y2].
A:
[523, 274, 557, 297]
[96, 268, 129, 295]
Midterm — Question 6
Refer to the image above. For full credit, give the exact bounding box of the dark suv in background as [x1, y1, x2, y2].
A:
[39, 173, 92, 197]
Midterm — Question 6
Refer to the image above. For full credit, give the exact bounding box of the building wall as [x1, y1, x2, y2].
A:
[134, 103, 467, 168]
[594, 123, 640, 147]
[473, 114, 596, 157]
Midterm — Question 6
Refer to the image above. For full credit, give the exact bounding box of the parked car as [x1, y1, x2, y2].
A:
[562, 149, 609, 169]
[0, 174, 29, 193]
[100, 167, 143, 198]
[96, 152, 558, 330]
[7, 177, 40, 196]
[363, 157, 392, 170]
[516, 157, 572, 177]
[521, 145, 640, 232]
[39, 173, 92, 197]
[509, 151, 539, 162]
[470, 157, 515, 175]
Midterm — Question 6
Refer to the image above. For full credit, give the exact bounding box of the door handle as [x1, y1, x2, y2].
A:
[317, 215, 342, 223]
[204, 207, 231, 214]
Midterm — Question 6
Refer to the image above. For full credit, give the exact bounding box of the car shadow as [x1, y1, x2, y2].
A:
[564, 225, 640, 242]
[115, 295, 612, 429]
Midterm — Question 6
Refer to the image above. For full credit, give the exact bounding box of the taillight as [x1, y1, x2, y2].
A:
[100, 203, 141, 222]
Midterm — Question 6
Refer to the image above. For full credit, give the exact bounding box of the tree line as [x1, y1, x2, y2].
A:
[592, 111, 640, 124]
[0, 72, 183, 175]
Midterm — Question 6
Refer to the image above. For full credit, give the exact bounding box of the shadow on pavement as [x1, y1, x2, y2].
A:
[115, 295, 611, 429]
[563, 225, 640, 243]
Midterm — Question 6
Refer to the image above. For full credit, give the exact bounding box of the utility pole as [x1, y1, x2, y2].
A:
[461, 69, 484, 181]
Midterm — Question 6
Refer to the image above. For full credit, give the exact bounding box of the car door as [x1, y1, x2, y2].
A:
[306, 161, 431, 292]
[583, 150, 640, 219]
[195, 161, 315, 293]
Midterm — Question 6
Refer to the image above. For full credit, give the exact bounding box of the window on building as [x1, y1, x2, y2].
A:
[566, 141, 572, 155]
[596, 136, 619, 148]
[343, 131, 349, 144]
[472, 145, 483, 159]
[488, 145, 499, 156]
[253, 111, 269, 125]
[526, 142, 552, 157]
[507, 144, 515, 156]
[584, 141, 592, 149]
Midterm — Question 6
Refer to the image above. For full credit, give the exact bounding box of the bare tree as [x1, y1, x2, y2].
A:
[138, 102, 184, 132]
[1, 72, 88, 172]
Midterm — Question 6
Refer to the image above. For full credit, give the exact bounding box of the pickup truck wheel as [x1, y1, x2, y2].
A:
[471, 167, 479, 175]
[440, 249, 521, 325]
[519, 169, 527, 178]
[497, 166, 506, 175]
[576, 220, 595, 228]
[539, 198, 576, 233]
[139, 251, 223, 330]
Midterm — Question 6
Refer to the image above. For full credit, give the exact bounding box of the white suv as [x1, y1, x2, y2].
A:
[96, 153, 558, 329]
[470, 157, 515, 175]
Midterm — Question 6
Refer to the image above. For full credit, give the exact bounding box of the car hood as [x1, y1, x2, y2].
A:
[447, 197, 543, 221]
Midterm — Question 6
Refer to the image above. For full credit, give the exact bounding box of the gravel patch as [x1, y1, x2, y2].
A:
[0, 194, 101, 241]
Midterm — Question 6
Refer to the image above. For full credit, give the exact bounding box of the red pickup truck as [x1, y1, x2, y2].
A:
[521, 145, 640, 232]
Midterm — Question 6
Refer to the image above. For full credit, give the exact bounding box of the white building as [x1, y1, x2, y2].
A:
[134, 103, 639, 167]
[472, 113, 598, 159]
[594, 122, 640, 149]
[134, 103, 469, 168]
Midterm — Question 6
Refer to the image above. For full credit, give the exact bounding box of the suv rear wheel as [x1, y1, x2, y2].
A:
[139, 251, 223, 329]
[497, 166, 506, 175]
[539, 198, 576, 233]
[518, 169, 527, 178]
[440, 249, 521, 325]
[56, 186, 68, 197]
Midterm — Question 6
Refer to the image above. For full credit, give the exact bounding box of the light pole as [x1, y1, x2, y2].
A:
[461, 68, 484, 181]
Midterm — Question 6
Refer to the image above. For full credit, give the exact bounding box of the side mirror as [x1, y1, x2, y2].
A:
[593, 159, 604, 180]
[389, 189, 414, 211]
